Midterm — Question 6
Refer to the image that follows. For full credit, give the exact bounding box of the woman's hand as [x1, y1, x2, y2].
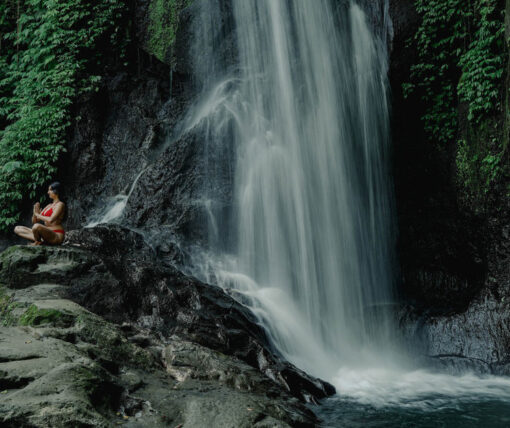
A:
[32, 203, 40, 224]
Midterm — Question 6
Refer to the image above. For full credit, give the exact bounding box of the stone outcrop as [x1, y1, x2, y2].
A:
[0, 225, 334, 427]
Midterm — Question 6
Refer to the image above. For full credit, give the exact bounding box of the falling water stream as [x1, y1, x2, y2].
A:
[92, 0, 510, 425]
[189, 0, 399, 375]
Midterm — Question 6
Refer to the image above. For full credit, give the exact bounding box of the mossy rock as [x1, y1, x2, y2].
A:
[18, 304, 75, 328]
[147, 0, 194, 64]
[0, 287, 20, 326]
[0, 245, 98, 289]
[0, 246, 47, 288]
[75, 312, 158, 370]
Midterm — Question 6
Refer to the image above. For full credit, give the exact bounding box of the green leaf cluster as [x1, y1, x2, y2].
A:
[0, 0, 126, 230]
[405, 0, 507, 196]
[148, 0, 193, 64]
[457, 0, 506, 122]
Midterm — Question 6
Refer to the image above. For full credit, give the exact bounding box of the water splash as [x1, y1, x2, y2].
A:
[331, 368, 510, 409]
[86, 168, 146, 228]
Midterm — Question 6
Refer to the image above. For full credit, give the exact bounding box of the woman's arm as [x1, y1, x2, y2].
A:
[34, 202, 64, 225]
[32, 202, 41, 224]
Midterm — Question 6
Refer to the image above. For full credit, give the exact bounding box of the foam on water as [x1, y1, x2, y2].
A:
[332, 367, 510, 409]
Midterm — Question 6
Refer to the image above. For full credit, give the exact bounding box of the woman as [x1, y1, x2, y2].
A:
[14, 182, 66, 245]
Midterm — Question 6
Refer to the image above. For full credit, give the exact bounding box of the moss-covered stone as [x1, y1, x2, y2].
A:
[147, 0, 193, 64]
[18, 304, 75, 327]
[0, 246, 46, 288]
[0, 245, 94, 290]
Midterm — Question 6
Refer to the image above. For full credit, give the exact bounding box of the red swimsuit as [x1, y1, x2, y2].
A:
[41, 206, 65, 234]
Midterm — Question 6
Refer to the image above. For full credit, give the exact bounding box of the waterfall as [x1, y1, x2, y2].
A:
[187, 0, 399, 380]
[85, 0, 510, 414]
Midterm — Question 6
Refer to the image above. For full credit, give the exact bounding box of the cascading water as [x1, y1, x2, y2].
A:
[85, 169, 146, 228]
[189, 0, 399, 378]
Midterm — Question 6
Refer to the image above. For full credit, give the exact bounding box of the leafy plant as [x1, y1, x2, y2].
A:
[405, 0, 507, 196]
[0, 0, 127, 229]
[457, 0, 506, 122]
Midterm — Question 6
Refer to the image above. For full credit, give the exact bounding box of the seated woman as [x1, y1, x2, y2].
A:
[14, 182, 66, 245]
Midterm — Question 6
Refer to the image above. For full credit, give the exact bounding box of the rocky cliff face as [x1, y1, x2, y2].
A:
[389, 0, 510, 373]
[62, 0, 239, 263]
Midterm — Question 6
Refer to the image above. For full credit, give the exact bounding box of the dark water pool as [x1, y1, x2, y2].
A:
[310, 368, 510, 427]
[316, 395, 510, 427]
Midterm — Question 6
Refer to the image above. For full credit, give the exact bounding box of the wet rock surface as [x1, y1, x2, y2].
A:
[59, 0, 240, 258]
[397, 207, 510, 374]
[0, 225, 334, 427]
[400, 293, 510, 374]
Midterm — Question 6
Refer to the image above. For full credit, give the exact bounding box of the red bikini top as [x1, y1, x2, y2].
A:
[41, 206, 53, 217]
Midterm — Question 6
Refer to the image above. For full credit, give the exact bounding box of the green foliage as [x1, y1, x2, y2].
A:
[457, 1, 506, 122]
[456, 132, 503, 199]
[18, 303, 74, 327]
[148, 0, 193, 64]
[0, 0, 126, 229]
[405, 0, 507, 196]
[404, 0, 466, 144]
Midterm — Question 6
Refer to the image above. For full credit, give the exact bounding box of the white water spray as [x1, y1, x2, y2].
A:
[86, 169, 146, 228]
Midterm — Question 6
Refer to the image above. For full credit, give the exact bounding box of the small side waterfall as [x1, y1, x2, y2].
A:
[187, 0, 399, 379]
[85, 169, 146, 228]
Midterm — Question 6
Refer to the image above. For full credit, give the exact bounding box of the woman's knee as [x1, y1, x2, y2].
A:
[14, 226, 23, 235]
[32, 223, 41, 232]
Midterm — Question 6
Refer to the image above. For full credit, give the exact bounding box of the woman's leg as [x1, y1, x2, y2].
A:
[32, 224, 64, 245]
[14, 225, 36, 242]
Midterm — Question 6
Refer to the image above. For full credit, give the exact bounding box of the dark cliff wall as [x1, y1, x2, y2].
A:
[63, 0, 173, 231]
[389, 0, 510, 372]
[389, 0, 487, 314]
[62, 0, 238, 263]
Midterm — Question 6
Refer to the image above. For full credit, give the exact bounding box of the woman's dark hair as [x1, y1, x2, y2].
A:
[49, 182, 62, 196]
[49, 181, 67, 221]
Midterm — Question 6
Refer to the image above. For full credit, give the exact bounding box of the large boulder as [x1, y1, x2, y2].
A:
[0, 294, 315, 427]
[0, 226, 334, 412]
[0, 226, 334, 426]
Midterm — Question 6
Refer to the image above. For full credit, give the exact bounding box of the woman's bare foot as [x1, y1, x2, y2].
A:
[29, 241, 42, 246]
